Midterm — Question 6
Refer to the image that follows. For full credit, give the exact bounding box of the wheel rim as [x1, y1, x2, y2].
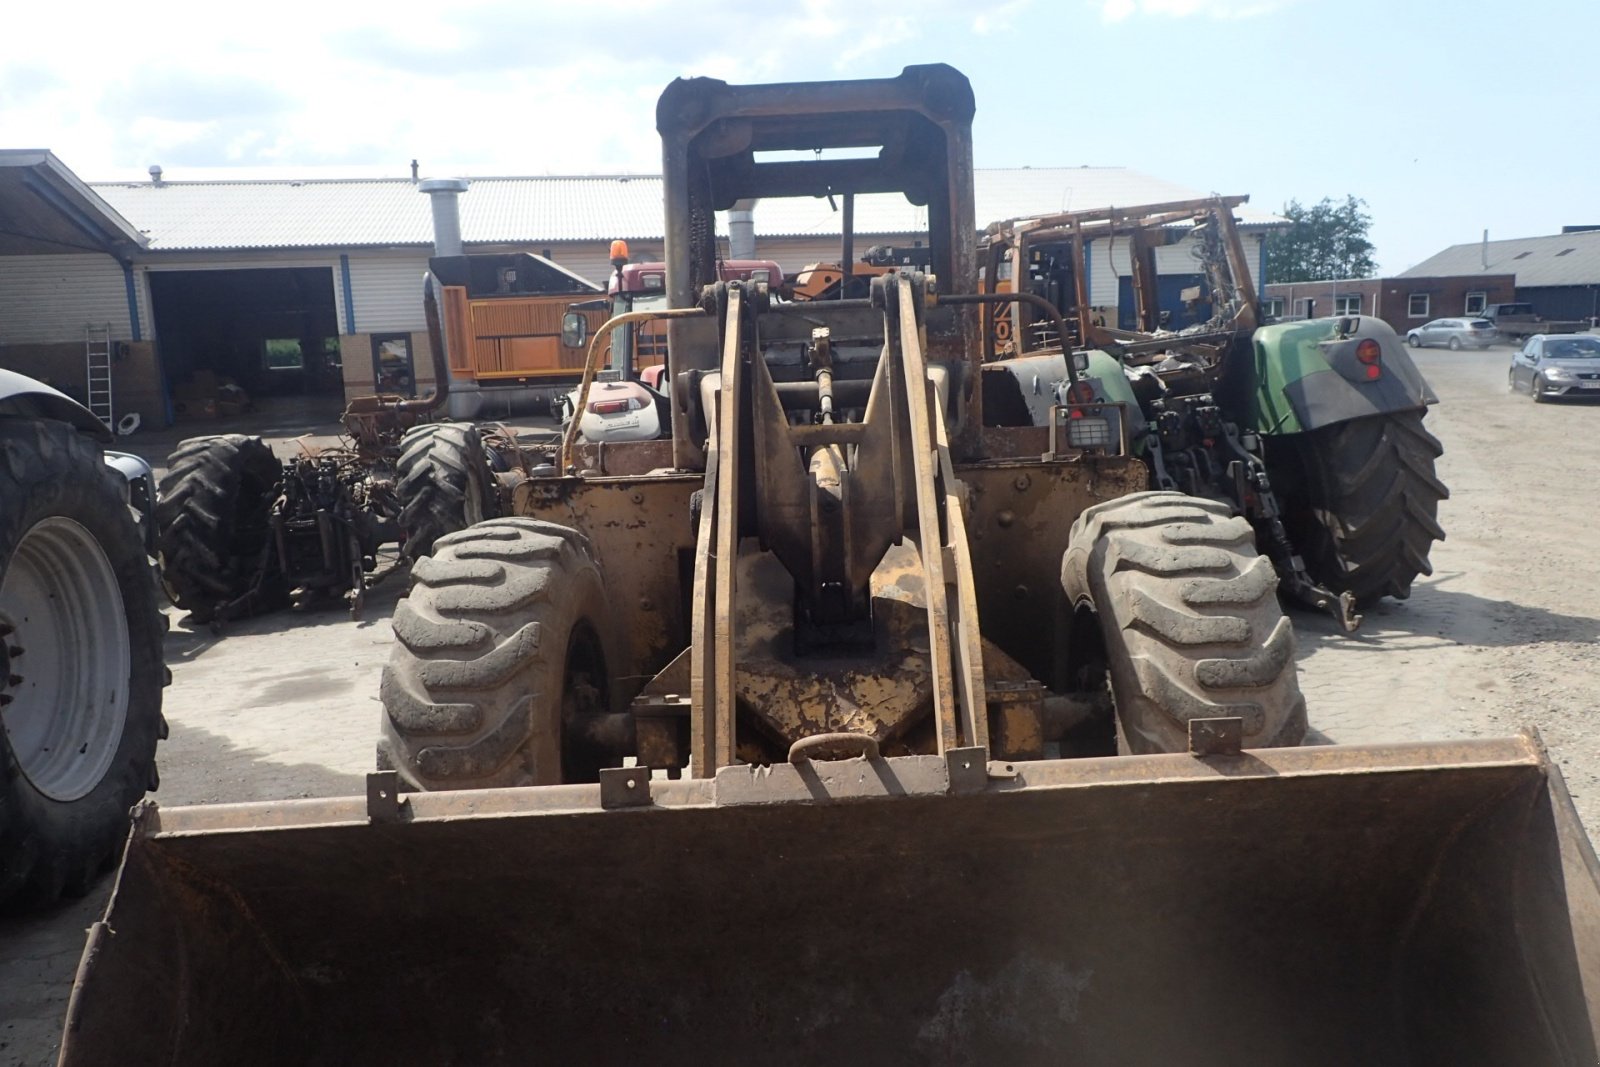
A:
[0, 517, 131, 801]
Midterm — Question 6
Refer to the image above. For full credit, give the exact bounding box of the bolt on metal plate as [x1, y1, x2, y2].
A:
[600, 766, 654, 809]
[946, 747, 990, 795]
[366, 770, 404, 824]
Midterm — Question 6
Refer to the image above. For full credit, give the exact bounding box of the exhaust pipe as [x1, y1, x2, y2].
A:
[376, 178, 470, 416]
[419, 177, 469, 257]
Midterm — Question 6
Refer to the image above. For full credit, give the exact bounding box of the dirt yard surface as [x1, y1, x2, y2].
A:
[2, 348, 1597, 1064]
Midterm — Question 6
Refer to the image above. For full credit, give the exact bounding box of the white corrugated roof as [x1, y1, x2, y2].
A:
[1400, 230, 1600, 287]
[89, 168, 1282, 252]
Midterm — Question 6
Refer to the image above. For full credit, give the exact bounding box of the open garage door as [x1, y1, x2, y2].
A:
[148, 267, 343, 419]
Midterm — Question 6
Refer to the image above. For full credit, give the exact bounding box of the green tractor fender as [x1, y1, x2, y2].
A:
[1241, 317, 1438, 437]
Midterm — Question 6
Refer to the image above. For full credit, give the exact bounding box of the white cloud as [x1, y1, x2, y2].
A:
[1098, 0, 1290, 20]
[974, 0, 1037, 35]
[3, 2, 987, 180]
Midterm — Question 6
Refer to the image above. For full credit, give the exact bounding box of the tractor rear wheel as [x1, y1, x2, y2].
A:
[1061, 491, 1307, 756]
[0, 418, 165, 911]
[155, 435, 283, 621]
[395, 422, 500, 561]
[1273, 410, 1447, 606]
[379, 518, 618, 790]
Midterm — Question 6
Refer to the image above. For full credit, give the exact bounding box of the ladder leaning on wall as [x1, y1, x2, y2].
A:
[85, 324, 113, 430]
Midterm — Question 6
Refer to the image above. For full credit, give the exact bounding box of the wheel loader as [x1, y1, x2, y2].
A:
[58, 66, 1600, 1066]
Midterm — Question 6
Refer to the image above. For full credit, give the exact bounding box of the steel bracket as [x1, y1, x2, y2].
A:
[366, 771, 405, 824]
[599, 766, 654, 809]
[1188, 717, 1244, 757]
[946, 746, 990, 795]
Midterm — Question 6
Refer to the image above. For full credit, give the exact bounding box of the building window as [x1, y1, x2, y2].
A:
[371, 334, 416, 397]
[1408, 293, 1430, 318]
[263, 338, 304, 371]
[1295, 298, 1316, 319]
[1465, 291, 1487, 315]
[1262, 297, 1285, 318]
[1334, 295, 1361, 316]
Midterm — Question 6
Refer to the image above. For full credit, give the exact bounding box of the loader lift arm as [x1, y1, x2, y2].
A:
[686, 274, 988, 775]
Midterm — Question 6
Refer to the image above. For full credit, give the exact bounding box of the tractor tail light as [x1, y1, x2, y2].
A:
[590, 398, 640, 415]
[1356, 339, 1382, 380]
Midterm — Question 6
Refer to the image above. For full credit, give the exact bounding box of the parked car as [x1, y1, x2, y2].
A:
[1406, 318, 1498, 350]
[1480, 303, 1587, 345]
[1509, 333, 1600, 402]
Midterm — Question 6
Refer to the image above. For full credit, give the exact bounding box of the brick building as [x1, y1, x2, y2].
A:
[1262, 274, 1517, 335]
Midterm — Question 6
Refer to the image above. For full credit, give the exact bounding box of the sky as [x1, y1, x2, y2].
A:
[3, 0, 1595, 274]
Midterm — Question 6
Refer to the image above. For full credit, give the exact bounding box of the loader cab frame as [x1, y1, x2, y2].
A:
[656, 63, 983, 465]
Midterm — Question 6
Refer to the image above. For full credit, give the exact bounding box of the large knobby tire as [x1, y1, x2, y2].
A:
[156, 434, 283, 620]
[395, 422, 500, 562]
[1061, 491, 1307, 756]
[1274, 410, 1448, 606]
[379, 518, 616, 791]
[0, 418, 165, 911]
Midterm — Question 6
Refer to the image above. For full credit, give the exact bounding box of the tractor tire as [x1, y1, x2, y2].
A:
[155, 435, 283, 621]
[1274, 410, 1447, 606]
[379, 518, 617, 791]
[0, 418, 165, 911]
[1061, 491, 1307, 756]
[395, 422, 499, 562]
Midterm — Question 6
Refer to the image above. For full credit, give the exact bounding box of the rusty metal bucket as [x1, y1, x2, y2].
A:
[59, 733, 1600, 1066]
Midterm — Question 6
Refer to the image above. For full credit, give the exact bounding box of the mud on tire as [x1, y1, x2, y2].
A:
[1272, 410, 1447, 607]
[395, 422, 500, 562]
[0, 419, 165, 911]
[155, 434, 283, 620]
[1061, 491, 1307, 755]
[379, 518, 615, 791]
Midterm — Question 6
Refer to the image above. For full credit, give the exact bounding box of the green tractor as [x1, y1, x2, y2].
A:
[980, 197, 1446, 630]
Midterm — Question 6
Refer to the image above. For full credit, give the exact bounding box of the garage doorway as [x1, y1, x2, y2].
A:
[148, 267, 344, 421]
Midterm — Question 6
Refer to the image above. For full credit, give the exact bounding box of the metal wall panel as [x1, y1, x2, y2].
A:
[0, 254, 135, 343]
[345, 253, 430, 333]
[1516, 285, 1600, 325]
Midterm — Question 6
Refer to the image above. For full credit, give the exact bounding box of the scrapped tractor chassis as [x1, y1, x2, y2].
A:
[978, 197, 1446, 631]
[158, 280, 550, 628]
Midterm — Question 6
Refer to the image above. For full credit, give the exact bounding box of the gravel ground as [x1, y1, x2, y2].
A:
[2, 346, 1596, 1063]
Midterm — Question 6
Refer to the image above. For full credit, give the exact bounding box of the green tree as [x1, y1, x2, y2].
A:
[1263, 196, 1377, 283]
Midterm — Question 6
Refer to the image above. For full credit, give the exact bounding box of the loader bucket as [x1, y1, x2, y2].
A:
[61, 733, 1600, 1067]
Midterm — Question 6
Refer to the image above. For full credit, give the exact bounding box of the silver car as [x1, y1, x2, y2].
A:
[1509, 333, 1600, 402]
[1406, 317, 1498, 350]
